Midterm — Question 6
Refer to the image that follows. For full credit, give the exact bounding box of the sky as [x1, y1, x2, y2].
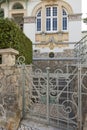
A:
[82, 0, 87, 30]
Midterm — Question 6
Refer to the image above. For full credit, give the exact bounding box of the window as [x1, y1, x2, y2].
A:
[12, 3, 24, 9]
[46, 6, 57, 32]
[36, 6, 69, 33]
[0, 9, 4, 18]
[36, 10, 41, 32]
[62, 9, 68, 31]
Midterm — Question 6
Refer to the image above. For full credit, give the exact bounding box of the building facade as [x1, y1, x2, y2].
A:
[0, 0, 82, 55]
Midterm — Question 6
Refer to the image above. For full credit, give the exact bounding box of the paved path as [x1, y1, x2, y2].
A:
[18, 120, 58, 130]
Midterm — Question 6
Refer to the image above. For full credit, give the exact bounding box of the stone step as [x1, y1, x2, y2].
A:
[18, 119, 75, 130]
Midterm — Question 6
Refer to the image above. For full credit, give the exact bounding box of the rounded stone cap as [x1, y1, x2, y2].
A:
[0, 48, 19, 55]
[0, 48, 19, 66]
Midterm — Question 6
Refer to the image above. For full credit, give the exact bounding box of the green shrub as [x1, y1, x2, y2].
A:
[0, 18, 32, 64]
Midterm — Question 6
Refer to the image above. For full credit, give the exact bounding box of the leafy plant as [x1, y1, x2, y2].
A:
[83, 17, 87, 24]
[0, 18, 32, 64]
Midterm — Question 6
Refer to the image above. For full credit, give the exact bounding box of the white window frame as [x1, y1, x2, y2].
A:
[36, 10, 42, 32]
[45, 6, 58, 33]
[62, 8, 68, 31]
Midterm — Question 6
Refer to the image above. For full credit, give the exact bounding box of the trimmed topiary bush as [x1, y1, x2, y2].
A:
[0, 18, 32, 64]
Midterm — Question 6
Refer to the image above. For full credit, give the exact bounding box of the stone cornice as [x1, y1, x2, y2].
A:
[68, 13, 82, 21]
[24, 16, 36, 23]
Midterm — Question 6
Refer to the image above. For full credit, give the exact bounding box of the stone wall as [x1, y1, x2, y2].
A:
[0, 48, 33, 130]
[0, 49, 24, 130]
[0, 64, 32, 130]
[33, 49, 74, 58]
[33, 49, 75, 71]
[0, 65, 21, 130]
[0, 48, 87, 130]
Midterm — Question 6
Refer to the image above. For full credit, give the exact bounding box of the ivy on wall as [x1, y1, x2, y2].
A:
[0, 18, 32, 64]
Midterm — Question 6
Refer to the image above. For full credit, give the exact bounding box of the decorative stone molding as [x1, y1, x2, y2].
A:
[68, 13, 82, 21]
[31, 0, 73, 17]
[24, 16, 36, 23]
[35, 32, 68, 43]
[0, 48, 19, 66]
[41, 0, 58, 1]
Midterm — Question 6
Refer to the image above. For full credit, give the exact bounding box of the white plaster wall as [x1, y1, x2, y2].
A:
[27, 0, 40, 16]
[66, 0, 82, 44]
[24, 23, 36, 43]
[69, 21, 81, 43]
[65, 0, 81, 13]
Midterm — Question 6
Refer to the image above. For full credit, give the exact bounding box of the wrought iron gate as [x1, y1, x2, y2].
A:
[18, 57, 87, 130]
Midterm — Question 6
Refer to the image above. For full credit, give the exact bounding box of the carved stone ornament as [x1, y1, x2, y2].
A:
[41, 0, 58, 1]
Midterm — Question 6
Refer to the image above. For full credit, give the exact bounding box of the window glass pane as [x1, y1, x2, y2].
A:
[46, 18, 51, 31]
[63, 17, 67, 30]
[53, 7, 57, 16]
[36, 10, 41, 31]
[46, 6, 58, 32]
[37, 19, 41, 31]
[37, 11, 41, 17]
[62, 9, 68, 30]
[63, 9, 67, 16]
[46, 7, 51, 16]
[53, 18, 57, 30]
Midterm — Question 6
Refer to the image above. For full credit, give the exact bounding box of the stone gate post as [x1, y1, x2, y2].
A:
[0, 48, 19, 66]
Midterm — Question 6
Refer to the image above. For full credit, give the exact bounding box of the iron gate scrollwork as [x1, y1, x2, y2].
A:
[20, 60, 87, 130]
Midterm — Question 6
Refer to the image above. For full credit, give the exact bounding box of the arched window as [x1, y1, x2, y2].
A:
[62, 8, 68, 31]
[36, 10, 41, 31]
[35, 5, 70, 33]
[46, 6, 57, 32]
[12, 3, 24, 9]
[0, 8, 4, 18]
